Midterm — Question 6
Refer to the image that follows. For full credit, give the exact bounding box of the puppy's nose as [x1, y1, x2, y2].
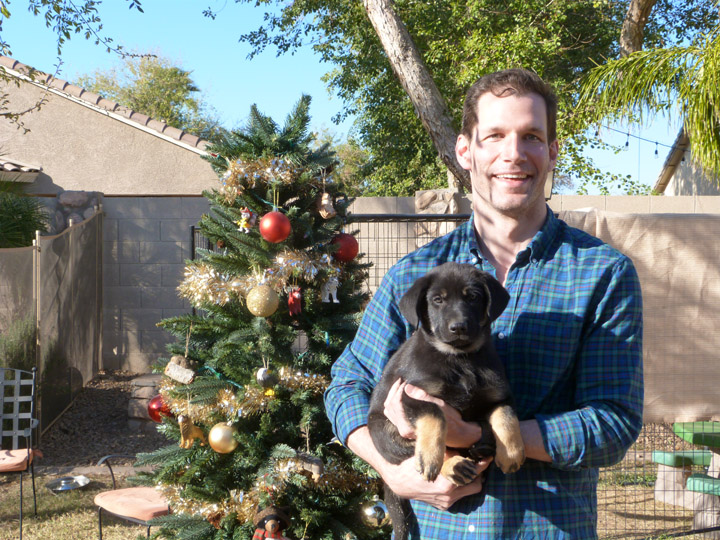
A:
[449, 321, 467, 335]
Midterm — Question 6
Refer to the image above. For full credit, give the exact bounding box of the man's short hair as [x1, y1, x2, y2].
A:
[461, 68, 558, 143]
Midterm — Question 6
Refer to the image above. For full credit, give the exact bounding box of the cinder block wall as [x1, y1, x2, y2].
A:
[102, 196, 209, 372]
[102, 194, 720, 372]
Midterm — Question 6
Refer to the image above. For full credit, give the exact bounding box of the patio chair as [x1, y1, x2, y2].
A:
[94, 454, 169, 539]
[0, 367, 39, 540]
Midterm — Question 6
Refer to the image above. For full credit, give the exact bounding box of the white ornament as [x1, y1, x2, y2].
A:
[322, 276, 340, 303]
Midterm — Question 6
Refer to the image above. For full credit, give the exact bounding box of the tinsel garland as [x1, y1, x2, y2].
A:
[158, 455, 377, 527]
[177, 251, 338, 307]
[159, 368, 329, 424]
[220, 157, 305, 204]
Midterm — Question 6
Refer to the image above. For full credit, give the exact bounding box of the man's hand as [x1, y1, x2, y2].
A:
[346, 426, 491, 511]
[383, 378, 484, 448]
[380, 452, 490, 511]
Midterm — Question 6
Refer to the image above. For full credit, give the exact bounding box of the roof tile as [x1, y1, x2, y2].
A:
[78, 89, 102, 105]
[129, 111, 151, 126]
[162, 125, 184, 140]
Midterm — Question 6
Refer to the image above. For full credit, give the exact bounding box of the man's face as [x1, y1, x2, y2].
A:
[456, 91, 558, 219]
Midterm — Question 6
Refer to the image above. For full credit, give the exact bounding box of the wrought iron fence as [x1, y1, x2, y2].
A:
[191, 213, 714, 540]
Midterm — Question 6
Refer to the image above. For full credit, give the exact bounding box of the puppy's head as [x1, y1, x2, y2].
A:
[399, 262, 509, 353]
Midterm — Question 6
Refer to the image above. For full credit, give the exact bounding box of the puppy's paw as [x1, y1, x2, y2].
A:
[495, 436, 525, 474]
[415, 444, 444, 482]
[441, 455, 478, 486]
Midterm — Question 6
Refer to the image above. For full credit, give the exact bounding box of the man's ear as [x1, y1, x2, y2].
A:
[456, 133, 472, 171]
[548, 139, 559, 170]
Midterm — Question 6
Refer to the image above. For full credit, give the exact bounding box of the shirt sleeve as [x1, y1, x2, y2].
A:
[535, 256, 644, 470]
[324, 268, 410, 445]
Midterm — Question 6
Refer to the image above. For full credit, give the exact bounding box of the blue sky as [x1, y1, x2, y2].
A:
[2, 0, 682, 193]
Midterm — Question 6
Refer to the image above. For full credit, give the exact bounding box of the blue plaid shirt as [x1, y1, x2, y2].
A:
[325, 209, 643, 539]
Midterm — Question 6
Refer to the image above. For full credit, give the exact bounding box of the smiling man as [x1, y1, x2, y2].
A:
[325, 68, 643, 539]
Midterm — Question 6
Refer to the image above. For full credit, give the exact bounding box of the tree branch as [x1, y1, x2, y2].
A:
[362, 0, 469, 192]
[620, 0, 660, 56]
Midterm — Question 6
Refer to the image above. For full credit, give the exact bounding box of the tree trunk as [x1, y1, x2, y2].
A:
[620, 0, 659, 56]
[362, 0, 469, 192]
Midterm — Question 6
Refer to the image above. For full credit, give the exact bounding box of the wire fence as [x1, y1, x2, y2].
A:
[192, 213, 718, 539]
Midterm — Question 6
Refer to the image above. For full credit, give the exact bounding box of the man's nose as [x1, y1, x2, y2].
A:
[500, 134, 526, 161]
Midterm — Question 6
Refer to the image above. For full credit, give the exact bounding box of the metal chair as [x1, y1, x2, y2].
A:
[94, 454, 169, 539]
[0, 367, 38, 540]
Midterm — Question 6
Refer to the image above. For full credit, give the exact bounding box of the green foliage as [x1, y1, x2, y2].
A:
[147, 98, 381, 539]
[232, 0, 717, 194]
[0, 181, 48, 248]
[578, 23, 720, 184]
[76, 55, 226, 143]
[0, 315, 35, 370]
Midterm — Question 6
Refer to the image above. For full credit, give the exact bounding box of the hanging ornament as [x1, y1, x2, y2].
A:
[321, 276, 340, 304]
[147, 394, 172, 423]
[237, 207, 257, 234]
[360, 498, 391, 528]
[208, 422, 239, 454]
[259, 211, 291, 243]
[178, 414, 207, 448]
[252, 506, 291, 540]
[330, 233, 359, 262]
[216, 239, 225, 249]
[288, 287, 302, 316]
[164, 355, 197, 385]
[317, 192, 337, 219]
[256, 367, 279, 389]
[247, 285, 280, 317]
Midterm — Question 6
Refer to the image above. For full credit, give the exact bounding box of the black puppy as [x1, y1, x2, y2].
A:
[367, 262, 525, 540]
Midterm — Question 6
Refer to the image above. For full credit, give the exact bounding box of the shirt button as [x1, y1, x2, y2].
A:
[468, 525, 476, 532]
[498, 332, 506, 340]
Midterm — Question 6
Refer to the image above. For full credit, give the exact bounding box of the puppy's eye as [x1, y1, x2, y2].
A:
[432, 296, 443, 305]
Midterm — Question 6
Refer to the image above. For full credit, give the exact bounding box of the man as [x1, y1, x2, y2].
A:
[325, 68, 643, 539]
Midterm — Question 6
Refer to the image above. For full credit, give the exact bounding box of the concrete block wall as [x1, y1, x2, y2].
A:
[101, 194, 720, 372]
[102, 196, 209, 372]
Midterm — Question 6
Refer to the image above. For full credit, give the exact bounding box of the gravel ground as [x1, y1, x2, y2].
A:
[38, 370, 168, 467]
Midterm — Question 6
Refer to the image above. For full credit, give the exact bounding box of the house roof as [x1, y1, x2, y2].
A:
[653, 128, 689, 194]
[0, 55, 211, 155]
[0, 157, 42, 182]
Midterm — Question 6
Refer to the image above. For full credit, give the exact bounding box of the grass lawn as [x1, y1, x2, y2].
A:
[0, 473, 151, 540]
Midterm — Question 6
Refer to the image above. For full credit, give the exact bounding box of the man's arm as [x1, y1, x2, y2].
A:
[534, 256, 644, 470]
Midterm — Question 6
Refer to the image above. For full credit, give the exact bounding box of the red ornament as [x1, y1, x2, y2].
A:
[330, 233, 359, 262]
[288, 287, 302, 316]
[259, 211, 291, 243]
[148, 394, 172, 423]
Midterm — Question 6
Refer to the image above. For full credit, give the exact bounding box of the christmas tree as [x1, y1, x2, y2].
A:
[137, 96, 388, 539]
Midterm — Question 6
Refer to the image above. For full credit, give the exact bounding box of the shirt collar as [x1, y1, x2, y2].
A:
[468, 205, 560, 263]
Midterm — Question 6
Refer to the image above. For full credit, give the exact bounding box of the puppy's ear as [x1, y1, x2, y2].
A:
[480, 273, 510, 322]
[399, 274, 432, 330]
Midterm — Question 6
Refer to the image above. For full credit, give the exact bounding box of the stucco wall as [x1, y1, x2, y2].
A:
[665, 159, 720, 196]
[0, 77, 217, 195]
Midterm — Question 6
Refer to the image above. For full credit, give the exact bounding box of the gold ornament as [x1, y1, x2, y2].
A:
[208, 422, 239, 453]
[246, 285, 279, 317]
[360, 498, 391, 528]
[178, 415, 207, 449]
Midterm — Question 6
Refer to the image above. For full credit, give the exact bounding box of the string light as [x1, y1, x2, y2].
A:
[593, 124, 686, 161]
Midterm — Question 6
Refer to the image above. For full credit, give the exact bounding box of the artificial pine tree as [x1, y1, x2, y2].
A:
[136, 96, 389, 540]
